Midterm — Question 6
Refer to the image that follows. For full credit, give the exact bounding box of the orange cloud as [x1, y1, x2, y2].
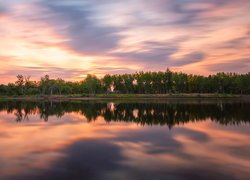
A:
[0, 0, 249, 84]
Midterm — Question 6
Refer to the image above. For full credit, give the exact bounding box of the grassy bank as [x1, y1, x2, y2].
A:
[0, 93, 248, 101]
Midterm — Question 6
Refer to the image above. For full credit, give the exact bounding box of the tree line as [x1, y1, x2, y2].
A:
[0, 69, 249, 95]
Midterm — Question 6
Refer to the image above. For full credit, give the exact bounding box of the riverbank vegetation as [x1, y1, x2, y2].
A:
[0, 69, 249, 96]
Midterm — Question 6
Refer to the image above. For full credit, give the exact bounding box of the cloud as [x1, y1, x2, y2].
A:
[144, 0, 248, 27]
[205, 58, 250, 73]
[219, 35, 250, 49]
[112, 41, 178, 69]
[169, 52, 205, 66]
[0, 0, 249, 83]
[92, 67, 136, 75]
[0, 5, 5, 13]
[37, 0, 122, 54]
[1, 66, 87, 80]
[115, 47, 177, 65]
[0, 4, 6, 18]
[112, 42, 204, 69]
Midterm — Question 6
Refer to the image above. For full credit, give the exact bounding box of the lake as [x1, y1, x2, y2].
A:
[0, 99, 249, 180]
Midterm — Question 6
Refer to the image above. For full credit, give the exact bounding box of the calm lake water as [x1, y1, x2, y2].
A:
[0, 100, 249, 180]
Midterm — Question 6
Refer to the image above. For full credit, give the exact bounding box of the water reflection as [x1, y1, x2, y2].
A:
[0, 100, 249, 180]
[0, 100, 249, 127]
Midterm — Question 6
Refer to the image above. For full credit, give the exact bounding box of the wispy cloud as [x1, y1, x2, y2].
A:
[0, 0, 249, 83]
[38, 0, 123, 54]
[205, 58, 250, 73]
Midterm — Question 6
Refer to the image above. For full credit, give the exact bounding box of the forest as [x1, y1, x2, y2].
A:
[0, 69, 250, 95]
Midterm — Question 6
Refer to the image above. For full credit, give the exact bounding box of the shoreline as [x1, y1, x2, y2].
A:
[1, 94, 249, 101]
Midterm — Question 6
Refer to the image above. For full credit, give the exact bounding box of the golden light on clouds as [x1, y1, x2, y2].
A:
[0, 0, 249, 83]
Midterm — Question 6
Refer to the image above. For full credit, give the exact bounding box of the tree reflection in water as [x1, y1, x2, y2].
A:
[0, 100, 249, 128]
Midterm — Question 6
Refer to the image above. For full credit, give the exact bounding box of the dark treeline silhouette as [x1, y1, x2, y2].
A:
[0, 100, 249, 128]
[0, 69, 250, 95]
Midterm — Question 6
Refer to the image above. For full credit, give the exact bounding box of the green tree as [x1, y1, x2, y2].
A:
[82, 74, 101, 94]
[15, 75, 25, 95]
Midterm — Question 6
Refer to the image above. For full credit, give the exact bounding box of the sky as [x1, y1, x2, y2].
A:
[0, 0, 249, 83]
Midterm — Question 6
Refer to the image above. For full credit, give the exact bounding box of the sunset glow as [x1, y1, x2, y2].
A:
[0, 0, 249, 83]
